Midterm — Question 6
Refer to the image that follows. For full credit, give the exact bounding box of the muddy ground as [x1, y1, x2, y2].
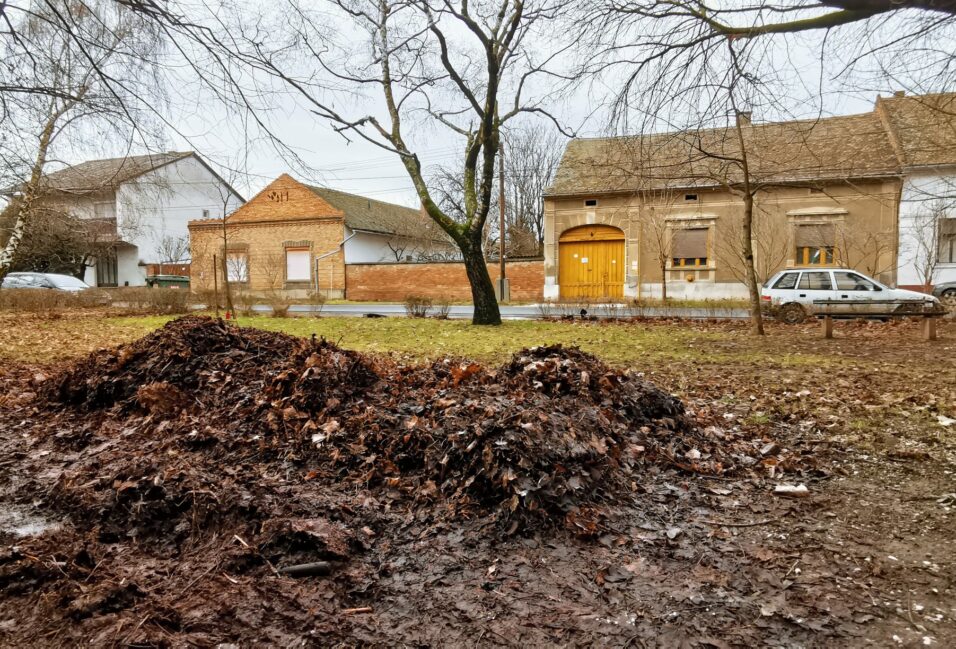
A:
[0, 315, 953, 647]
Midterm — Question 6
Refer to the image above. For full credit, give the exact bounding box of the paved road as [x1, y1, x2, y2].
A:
[250, 303, 750, 320]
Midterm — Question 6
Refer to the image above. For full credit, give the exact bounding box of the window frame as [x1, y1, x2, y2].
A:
[796, 245, 836, 266]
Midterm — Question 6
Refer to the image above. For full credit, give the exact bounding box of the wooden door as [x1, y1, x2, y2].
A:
[558, 226, 625, 299]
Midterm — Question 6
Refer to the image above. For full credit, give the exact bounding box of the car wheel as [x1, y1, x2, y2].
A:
[778, 303, 806, 324]
[941, 289, 956, 309]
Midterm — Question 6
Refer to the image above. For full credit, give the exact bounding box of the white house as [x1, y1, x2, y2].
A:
[33, 152, 245, 287]
[876, 92, 956, 290]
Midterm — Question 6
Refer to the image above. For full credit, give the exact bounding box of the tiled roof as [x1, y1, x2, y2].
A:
[876, 92, 956, 168]
[37, 152, 194, 193]
[306, 185, 449, 242]
[546, 113, 901, 196]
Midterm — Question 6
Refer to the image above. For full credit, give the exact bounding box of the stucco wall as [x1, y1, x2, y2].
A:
[544, 179, 901, 299]
[343, 229, 457, 264]
[896, 172, 956, 288]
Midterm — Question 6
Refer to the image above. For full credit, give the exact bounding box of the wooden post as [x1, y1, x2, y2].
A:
[212, 254, 220, 318]
[822, 315, 833, 339]
[923, 317, 937, 341]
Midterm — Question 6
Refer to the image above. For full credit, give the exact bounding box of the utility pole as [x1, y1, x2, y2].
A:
[497, 142, 510, 302]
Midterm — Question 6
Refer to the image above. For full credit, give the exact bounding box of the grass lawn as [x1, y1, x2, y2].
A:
[1, 311, 826, 368]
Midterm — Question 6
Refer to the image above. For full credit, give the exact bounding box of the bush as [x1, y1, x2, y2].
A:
[404, 295, 432, 318]
[306, 291, 326, 318]
[0, 288, 107, 313]
[102, 287, 190, 315]
[432, 297, 451, 319]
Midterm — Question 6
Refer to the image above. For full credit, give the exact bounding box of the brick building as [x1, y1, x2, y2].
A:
[188, 174, 456, 299]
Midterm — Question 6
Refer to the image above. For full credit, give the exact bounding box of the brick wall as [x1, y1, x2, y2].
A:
[345, 259, 544, 302]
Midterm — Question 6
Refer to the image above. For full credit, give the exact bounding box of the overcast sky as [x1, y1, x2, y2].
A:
[56, 2, 939, 208]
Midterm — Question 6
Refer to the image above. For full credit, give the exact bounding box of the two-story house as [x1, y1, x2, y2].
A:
[23, 152, 245, 287]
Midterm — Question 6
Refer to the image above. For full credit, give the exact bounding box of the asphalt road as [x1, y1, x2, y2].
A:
[251, 303, 751, 320]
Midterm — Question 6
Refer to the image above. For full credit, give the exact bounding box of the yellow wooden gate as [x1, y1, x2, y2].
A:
[558, 225, 625, 298]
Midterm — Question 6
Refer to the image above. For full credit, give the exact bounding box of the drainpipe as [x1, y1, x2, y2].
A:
[314, 231, 357, 297]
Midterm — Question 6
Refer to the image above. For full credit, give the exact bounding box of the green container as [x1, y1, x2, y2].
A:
[145, 275, 190, 289]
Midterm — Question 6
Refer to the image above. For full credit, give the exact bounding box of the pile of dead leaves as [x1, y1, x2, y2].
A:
[39, 316, 794, 533]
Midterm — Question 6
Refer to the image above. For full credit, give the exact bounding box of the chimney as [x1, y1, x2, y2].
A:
[736, 111, 752, 127]
[893, 90, 905, 98]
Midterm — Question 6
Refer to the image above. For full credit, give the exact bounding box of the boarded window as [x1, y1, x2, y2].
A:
[286, 248, 311, 281]
[226, 252, 248, 282]
[672, 228, 708, 266]
[940, 218, 956, 264]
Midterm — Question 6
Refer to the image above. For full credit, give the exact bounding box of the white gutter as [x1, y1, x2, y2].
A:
[314, 231, 357, 295]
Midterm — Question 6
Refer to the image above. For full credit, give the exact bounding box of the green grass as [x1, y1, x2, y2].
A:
[0, 311, 834, 368]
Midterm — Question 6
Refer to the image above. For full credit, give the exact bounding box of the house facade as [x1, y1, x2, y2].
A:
[875, 93, 956, 290]
[543, 92, 956, 301]
[188, 174, 456, 299]
[21, 152, 245, 287]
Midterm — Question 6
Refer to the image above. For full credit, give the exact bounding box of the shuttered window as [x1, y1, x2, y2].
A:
[940, 218, 956, 264]
[286, 248, 311, 281]
[795, 224, 835, 266]
[672, 228, 708, 267]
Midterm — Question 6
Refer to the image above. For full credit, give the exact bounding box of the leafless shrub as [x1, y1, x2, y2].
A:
[306, 291, 326, 318]
[536, 300, 555, 319]
[404, 295, 432, 318]
[432, 298, 452, 320]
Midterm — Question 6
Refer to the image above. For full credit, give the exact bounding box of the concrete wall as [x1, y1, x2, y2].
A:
[345, 259, 544, 302]
[896, 171, 956, 288]
[544, 179, 901, 299]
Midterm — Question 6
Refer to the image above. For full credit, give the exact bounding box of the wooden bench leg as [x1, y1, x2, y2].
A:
[822, 315, 833, 339]
[923, 317, 937, 341]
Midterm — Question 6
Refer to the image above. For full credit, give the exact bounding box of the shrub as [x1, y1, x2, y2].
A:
[536, 300, 555, 319]
[102, 287, 190, 315]
[432, 297, 451, 319]
[404, 295, 431, 318]
[305, 291, 326, 318]
[0, 287, 108, 314]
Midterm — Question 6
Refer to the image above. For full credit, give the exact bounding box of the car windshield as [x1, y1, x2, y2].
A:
[47, 274, 89, 289]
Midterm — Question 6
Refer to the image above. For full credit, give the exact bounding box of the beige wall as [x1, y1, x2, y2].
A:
[543, 179, 901, 299]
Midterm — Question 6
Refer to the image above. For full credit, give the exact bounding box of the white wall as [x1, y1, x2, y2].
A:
[639, 281, 750, 300]
[897, 171, 956, 287]
[343, 229, 456, 263]
[115, 155, 244, 285]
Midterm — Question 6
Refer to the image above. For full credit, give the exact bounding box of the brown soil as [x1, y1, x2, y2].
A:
[0, 316, 952, 647]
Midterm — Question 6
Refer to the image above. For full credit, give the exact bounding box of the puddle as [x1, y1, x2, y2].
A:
[0, 504, 61, 538]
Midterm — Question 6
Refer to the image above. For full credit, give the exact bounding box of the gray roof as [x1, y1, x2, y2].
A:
[306, 185, 449, 241]
[35, 152, 195, 193]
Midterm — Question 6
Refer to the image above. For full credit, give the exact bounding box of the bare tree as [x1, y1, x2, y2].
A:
[146, 0, 575, 325]
[715, 205, 790, 288]
[0, 0, 162, 280]
[503, 123, 566, 255]
[154, 234, 190, 274]
[909, 200, 950, 289]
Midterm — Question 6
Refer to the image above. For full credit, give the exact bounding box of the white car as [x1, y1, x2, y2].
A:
[761, 268, 942, 324]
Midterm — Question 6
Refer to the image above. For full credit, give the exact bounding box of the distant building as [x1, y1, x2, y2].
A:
[12, 152, 245, 287]
[188, 174, 456, 299]
[543, 91, 956, 300]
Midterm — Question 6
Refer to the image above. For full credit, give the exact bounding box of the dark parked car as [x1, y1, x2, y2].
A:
[933, 281, 956, 309]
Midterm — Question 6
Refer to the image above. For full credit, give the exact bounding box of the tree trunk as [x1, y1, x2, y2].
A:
[741, 193, 765, 335]
[660, 261, 667, 301]
[461, 239, 501, 325]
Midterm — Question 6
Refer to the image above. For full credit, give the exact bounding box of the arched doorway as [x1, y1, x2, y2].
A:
[558, 225, 625, 299]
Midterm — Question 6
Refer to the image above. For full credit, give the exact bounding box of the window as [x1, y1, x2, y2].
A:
[96, 249, 118, 287]
[772, 272, 799, 290]
[940, 218, 956, 264]
[202, 209, 210, 219]
[834, 271, 879, 292]
[795, 223, 836, 266]
[285, 247, 311, 282]
[584, 199, 598, 207]
[226, 252, 248, 282]
[798, 271, 832, 290]
[93, 201, 116, 220]
[684, 194, 698, 202]
[671, 228, 708, 267]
